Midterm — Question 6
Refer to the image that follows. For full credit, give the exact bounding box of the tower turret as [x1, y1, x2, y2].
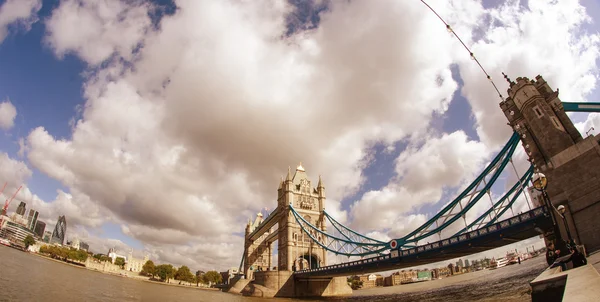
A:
[499, 74, 581, 171]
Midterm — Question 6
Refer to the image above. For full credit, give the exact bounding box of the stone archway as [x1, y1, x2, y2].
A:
[301, 254, 319, 269]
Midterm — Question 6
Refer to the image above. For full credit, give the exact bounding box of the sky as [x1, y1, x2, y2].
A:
[0, 0, 600, 272]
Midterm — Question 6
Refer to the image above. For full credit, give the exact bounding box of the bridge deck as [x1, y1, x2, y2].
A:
[295, 206, 552, 278]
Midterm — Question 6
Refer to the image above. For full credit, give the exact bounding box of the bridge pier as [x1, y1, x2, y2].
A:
[239, 271, 352, 298]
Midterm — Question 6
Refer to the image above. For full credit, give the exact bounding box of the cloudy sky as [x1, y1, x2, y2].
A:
[0, 0, 599, 272]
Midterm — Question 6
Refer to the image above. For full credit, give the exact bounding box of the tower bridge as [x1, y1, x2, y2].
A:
[230, 76, 600, 298]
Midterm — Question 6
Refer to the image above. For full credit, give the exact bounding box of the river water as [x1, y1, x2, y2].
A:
[0, 245, 545, 301]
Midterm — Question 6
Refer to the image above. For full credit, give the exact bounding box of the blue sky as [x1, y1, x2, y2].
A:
[1, 0, 599, 270]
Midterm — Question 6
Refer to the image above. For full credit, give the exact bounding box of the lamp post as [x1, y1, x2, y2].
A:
[556, 205, 574, 246]
[532, 173, 561, 236]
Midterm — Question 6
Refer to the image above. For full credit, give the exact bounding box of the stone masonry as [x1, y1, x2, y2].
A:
[500, 75, 600, 252]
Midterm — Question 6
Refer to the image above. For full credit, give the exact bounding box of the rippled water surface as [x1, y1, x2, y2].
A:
[0, 245, 545, 301]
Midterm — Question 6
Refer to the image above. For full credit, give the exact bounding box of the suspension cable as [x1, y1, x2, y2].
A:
[420, 0, 504, 101]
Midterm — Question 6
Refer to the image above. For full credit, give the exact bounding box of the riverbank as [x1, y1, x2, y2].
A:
[325, 256, 547, 302]
[24, 247, 218, 292]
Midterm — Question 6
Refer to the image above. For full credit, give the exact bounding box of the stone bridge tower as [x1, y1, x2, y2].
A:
[500, 74, 600, 252]
[277, 163, 327, 271]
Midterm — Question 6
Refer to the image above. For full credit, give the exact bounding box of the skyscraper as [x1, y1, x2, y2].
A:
[34, 220, 46, 238]
[27, 209, 39, 231]
[16, 202, 26, 216]
[51, 215, 67, 245]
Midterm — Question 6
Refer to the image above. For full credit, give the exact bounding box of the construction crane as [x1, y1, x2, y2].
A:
[0, 182, 6, 196]
[1, 185, 22, 216]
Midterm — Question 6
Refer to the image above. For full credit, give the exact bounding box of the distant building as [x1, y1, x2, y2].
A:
[464, 259, 470, 268]
[16, 202, 26, 216]
[50, 215, 67, 245]
[359, 274, 383, 288]
[34, 220, 46, 238]
[0, 219, 36, 245]
[108, 248, 127, 264]
[27, 209, 39, 231]
[80, 241, 89, 251]
[125, 250, 149, 272]
[43, 230, 52, 243]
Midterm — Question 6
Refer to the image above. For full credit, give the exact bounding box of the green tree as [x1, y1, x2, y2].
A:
[175, 265, 194, 283]
[203, 270, 222, 285]
[156, 264, 175, 282]
[196, 270, 204, 286]
[347, 276, 363, 290]
[114, 257, 126, 269]
[141, 260, 156, 277]
[23, 235, 35, 250]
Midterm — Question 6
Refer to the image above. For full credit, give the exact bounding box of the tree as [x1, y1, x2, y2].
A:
[156, 264, 175, 282]
[141, 260, 156, 277]
[175, 265, 194, 283]
[23, 235, 35, 250]
[347, 276, 363, 290]
[115, 257, 126, 269]
[202, 270, 222, 285]
[196, 270, 205, 286]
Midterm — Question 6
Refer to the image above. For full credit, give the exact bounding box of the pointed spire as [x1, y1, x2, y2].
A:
[317, 175, 324, 188]
[286, 166, 292, 181]
[502, 72, 511, 83]
[296, 162, 305, 172]
[279, 177, 283, 189]
[502, 72, 515, 87]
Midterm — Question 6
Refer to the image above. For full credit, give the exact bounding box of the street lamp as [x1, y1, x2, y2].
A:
[556, 205, 574, 245]
[532, 172, 560, 236]
[532, 173, 587, 268]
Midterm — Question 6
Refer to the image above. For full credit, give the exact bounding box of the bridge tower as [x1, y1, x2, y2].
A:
[500, 75, 600, 252]
[277, 163, 327, 271]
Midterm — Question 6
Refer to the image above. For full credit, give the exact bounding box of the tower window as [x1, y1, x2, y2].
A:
[532, 106, 543, 118]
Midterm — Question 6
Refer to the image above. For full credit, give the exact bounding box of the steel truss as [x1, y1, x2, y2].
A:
[290, 206, 389, 257]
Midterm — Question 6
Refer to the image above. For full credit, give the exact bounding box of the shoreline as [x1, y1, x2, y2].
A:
[26, 249, 218, 292]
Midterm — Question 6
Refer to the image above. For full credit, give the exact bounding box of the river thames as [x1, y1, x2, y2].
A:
[0, 245, 545, 301]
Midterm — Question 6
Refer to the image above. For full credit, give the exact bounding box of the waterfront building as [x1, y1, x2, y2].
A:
[108, 248, 127, 264]
[464, 259, 470, 268]
[9, 213, 28, 226]
[359, 274, 383, 288]
[124, 250, 149, 272]
[43, 230, 52, 243]
[434, 266, 452, 278]
[50, 215, 67, 245]
[16, 202, 26, 216]
[80, 241, 89, 251]
[27, 209, 39, 231]
[34, 221, 46, 238]
[0, 219, 36, 245]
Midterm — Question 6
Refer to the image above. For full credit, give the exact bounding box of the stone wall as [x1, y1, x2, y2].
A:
[546, 136, 600, 252]
[294, 276, 353, 297]
[85, 259, 121, 273]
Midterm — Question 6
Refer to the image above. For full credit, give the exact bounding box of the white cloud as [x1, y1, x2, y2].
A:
[456, 0, 600, 147]
[44, 0, 153, 65]
[17, 0, 600, 271]
[0, 152, 32, 192]
[0, 0, 41, 43]
[350, 131, 489, 234]
[575, 113, 600, 137]
[0, 100, 17, 130]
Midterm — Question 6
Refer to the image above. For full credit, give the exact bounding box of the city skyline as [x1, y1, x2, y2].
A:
[0, 0, 600, 271]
